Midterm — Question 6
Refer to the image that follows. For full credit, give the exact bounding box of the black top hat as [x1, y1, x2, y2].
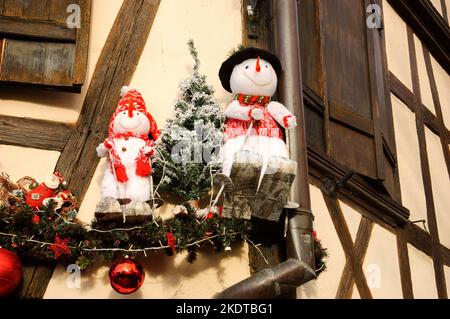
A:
[219, 47, 282, 93]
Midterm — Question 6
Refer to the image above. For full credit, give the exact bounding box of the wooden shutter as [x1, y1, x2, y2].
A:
[0, 0, 91, 92]
[299, 0, 400, 199]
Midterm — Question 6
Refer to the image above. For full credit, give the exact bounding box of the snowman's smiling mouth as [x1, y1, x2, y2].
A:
[244, 73, 273, 87]
[118, 120, 140, 131]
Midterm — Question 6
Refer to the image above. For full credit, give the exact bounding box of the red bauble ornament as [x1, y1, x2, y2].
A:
[0, 248, 23, 297]
[109, 258, 145, 295]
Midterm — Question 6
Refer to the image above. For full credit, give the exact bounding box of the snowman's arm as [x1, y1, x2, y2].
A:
[225, 100, 251, 121]
[143, 140, 156, 157]
[96, 141, 109, 158]
[267, 101, 297, 129]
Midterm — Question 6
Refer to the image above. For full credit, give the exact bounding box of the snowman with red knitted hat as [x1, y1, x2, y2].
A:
[95, 87, 161, 223]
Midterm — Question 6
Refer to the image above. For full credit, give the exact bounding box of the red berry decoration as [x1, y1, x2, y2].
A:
[0, 248, 23, 297]
[109, 258, 145, 295]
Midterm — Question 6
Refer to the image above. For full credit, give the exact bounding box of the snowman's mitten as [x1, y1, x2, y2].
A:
[225, 100, 251, 121]
[120, 86, 131, 98]
[250, 108, 264, 121]
[267, 101, 296, 128]
[96, 143, 108, 158]
[142, 146, 155, 156]
[284, 115, 297, 129]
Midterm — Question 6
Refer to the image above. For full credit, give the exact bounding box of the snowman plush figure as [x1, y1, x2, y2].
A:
[219, 48, 297, 179]
[218, 48, 298, 221]
[95, 87, 160, 222]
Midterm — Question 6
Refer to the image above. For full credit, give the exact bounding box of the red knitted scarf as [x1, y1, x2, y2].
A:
[104, 132, 154, 183]
[235, 94, 272, 107]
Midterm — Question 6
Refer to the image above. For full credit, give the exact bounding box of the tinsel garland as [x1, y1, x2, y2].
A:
[0, 201, 249, 270]
[0, 199, 328, 274]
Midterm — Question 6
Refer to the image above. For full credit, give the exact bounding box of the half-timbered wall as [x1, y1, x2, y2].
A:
[1, 0, 448, 299]
[296, 0, 450, 299]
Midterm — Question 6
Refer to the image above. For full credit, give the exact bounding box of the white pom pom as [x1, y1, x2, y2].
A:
[120, 86, 131, 97]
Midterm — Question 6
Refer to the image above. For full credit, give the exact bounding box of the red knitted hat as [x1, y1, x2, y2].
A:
[108, 89, 160, 140]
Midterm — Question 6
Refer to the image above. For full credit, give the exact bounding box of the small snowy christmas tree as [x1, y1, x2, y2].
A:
[153, 40, 225, 202]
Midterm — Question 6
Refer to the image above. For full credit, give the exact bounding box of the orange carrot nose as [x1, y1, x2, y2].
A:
[256, 56, 261, 72]
[128, 101, 134, 118]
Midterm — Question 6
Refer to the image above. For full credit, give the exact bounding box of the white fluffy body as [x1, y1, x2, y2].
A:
[221, 135, 289, 177]
[222, 58, 296, 185]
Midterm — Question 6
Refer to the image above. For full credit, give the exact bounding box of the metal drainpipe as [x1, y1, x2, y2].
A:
[215, 0, 315, 299]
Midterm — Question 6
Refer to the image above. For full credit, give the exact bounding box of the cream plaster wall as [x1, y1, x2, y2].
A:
[425, 128, 450, 249]
[414, 35, 437, 115]
[340, 201, 367, 241]
[383, 0, 413, 91]
[430, 55, 450, 129]
[0, 0, 123, 123]
[0, 145, 60, 182]
[447, 1, 450, 23]
[408, 244, 439, 298]
[430, 0, 444, 16]
[300, 187, 404, 299]
[391, 94, 428, 227]
[44, 0, 247, 299]
[297, 185, 346, 299]
[44, 244, 250, 299]
[362, 225, 403, 298]
[352, 288, 360, 299]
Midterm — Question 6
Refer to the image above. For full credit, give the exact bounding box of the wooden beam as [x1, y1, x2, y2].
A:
[389, 72, 415, 113]
[321, 192, 373, 299]
[0, 115, 73, 151]
[0, 16, 76, 42]
[308, 147, 410, 227]
[72, 0, 92, 85]
[336, 217, 373, 299]
[397, 230, 414, 299]
[389, 72, 450, 143]
[17, 0, 161, 299]
[241, 0, 285, 278]
[407, 26, 448, 299]
[440, 0, 448, 24]
[422, 48, 450, 179]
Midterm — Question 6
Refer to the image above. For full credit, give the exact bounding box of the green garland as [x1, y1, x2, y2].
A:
[0, 196, 328, 274]
[0, 199, 249, 270]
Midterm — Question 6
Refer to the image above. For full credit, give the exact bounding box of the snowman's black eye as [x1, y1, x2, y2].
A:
[245, 65, 249, 69]
[265, 65, 269, 68]
[122, 112, 126, 115]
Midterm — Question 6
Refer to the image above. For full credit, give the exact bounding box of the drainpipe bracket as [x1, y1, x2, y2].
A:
[321, 170, 355, 198]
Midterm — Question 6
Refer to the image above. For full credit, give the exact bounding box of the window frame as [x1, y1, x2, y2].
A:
[0, 0, 92, 92]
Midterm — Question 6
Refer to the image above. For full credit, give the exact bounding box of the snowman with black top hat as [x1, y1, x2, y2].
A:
[216, 47, 298, 222]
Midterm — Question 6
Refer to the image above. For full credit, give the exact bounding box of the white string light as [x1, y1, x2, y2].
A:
[0, 231, 243, 254]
